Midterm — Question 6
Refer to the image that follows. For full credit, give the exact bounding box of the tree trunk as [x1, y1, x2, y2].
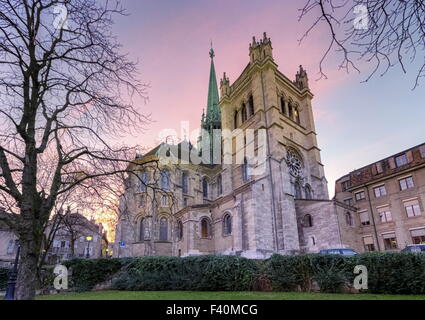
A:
[15, 237, 41, 300]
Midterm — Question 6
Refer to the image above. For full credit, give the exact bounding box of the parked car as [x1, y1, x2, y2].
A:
[402, 244, 425, 253]
[319, 248, 358, 257]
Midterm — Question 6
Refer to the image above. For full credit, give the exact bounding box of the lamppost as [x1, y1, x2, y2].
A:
[85, 236, 93, 259]
[3, 240, 21, 300]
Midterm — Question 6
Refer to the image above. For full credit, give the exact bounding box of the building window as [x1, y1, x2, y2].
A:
[183, 197, 188, 207]
[344, 198, 354, 206]
[139, 171, 148, 192]
[359, 211, 370, 226]
[217, 174, 223, 195]
[241, 103, 248, 123]
[182, 172, 189, 194]
[294, 108, 300, 124]
[177, 221, 183, 241]
[355, 191, 366, 201]
[375, 162, 384, 174]
[378, 206, 393, 223]
[383, 233, 398, 250]
[411, 229, 425, 244]
[304, 185, 313, 200]
[280, 97, 286, 114]
[288, 103, 294, 119]
[159, 218, 168, 241]
[420, 145, 425, 158]
[223, 214, 232, 236]
[404, 199, 422, 218]
[304, 214, 313, 228]
[139, 219, 145, 242]
[161, 195, 169, 207]
[373, 185, 387, 198]
[295, 182, 302, 199]
[399, 177, 414, 191]
[242, 158, 250, 182]
[161, 170, 170, 191]
[395, 154, 409, 168]
[201, 218, 211, 239]
[345, 212, 354, 226]
[286, 149, 303, 177]
[202, 177, 209, 199]
[342, 180, 352, 192]
[363, 236, 375, 252]
[249, 95, 255, 116]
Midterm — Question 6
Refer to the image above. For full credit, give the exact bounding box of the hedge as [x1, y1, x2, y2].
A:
[64, 258, 127, 292]
[63, 253, 425, 295]
[112, 255, 259, 291]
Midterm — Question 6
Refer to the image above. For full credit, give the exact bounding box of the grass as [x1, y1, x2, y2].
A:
[36, 291, 425, 300]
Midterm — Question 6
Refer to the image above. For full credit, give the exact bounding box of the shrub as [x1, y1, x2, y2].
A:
[112, 255, 259, 292]
[310, 255, 352, 293]
[351, 252, 425, 294]
[64, 253, 425, 295]
[64, 258, 126, 292]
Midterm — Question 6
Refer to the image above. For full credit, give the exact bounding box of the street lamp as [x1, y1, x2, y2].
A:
[3, 240, 21, 300]
[85, 236, 93, 259]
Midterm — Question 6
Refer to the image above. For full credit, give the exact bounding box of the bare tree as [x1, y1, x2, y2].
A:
[299, 0, 425, 88]
[0, 0, 150, 300]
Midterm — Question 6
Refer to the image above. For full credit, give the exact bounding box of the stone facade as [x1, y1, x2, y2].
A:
[114, 34, 339, 259]
[335, 143, 425, 253]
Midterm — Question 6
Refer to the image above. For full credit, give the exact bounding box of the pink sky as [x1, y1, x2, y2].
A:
[111, 0, 425, 196]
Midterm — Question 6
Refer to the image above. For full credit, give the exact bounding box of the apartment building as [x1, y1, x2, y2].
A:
[335, 143, 425, 253]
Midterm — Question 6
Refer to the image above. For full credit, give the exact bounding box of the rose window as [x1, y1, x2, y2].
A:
[286, 149, 303, 177]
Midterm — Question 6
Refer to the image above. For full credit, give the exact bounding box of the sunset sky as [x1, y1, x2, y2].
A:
[112, 0, 425, 196]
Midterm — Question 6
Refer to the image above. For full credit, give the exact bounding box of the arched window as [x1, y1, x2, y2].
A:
[234, 111, 238, 129]
[202, 177, 209, 199]
[139, 171, 148, 192]
[280, 97, 286, 115]
[223, 214, 232, 236]
[249, 95, 255, 116]
[295, 182, 302, 199]
[182, 172, 189, 194]
[304, 214, 313, 228]
[242, 157, 249, 182]
[161, 170, 170, 191]
[176, 220, 183, 241]
[286, 149, 303, 177]
[139, 219, 145, 242]
[159, 218, 168, 241]
[217, 174, 223, 195]
[294, 107, 301, 124]
[241, 104, 248, 123]
[201, 218, 211, 238]
[288, 103, 294, 119]
[305, 184, 313, 200]
[345, 212, 353, 226]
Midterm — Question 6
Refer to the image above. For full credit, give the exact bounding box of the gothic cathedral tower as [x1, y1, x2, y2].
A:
[220, 33, 329, 255]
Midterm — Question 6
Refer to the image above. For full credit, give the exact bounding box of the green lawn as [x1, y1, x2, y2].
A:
[36, 291, 425, 300]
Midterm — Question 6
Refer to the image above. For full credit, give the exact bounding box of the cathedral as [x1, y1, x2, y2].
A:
[114, 33, 359, 259]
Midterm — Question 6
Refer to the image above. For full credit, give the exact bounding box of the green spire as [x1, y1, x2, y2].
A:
[205, 46, 221, 128]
